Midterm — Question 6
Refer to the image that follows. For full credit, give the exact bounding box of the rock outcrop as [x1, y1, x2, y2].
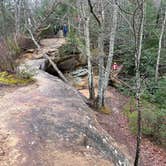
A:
[22, 38, 86, 72]
[0, 70, 131, 166]
[0, 38, 132, 166]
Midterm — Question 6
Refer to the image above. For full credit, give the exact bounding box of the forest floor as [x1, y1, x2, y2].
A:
[79, 87, 166, 166]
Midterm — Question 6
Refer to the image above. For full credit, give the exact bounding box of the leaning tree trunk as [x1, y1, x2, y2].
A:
[103, 1, 118, 91]
[134, 1, 145, 166]
[155, 10, 166, 82]
[84, 17, 95, 100]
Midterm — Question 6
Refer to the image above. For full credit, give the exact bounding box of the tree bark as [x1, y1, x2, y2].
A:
[155, 10, 166, 82]
[84, 17, 95, 100]
[25, 25, 40, 49]
[104, 1, 118, 90]
[134, 1, 145, 166]
[97, 29, 105, 109]
[80, 2, 95, 100]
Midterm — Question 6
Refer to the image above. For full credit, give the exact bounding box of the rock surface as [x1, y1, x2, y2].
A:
[0, 71, 131, 166]
[0, 38, 131, 166]
[21, 38, 86, 72]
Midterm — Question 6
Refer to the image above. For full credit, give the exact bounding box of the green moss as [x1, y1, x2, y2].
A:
[0, 71, 33, 85]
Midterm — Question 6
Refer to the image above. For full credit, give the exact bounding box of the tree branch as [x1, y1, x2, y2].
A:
[87, 0, 101, 26]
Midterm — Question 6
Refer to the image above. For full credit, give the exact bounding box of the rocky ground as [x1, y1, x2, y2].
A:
[0, 71, 132, 166]
[0, 38, 130, 166]
[1, 37, 165, 166]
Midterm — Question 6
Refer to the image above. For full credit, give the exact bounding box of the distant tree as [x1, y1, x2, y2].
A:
[155, 10, 166, 82]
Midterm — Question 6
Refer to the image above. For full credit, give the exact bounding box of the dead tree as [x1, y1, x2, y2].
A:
[25, 17, 68, 83]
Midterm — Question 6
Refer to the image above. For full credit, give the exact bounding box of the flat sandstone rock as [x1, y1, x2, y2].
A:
[0, 37, 131, 166]
[0, 71, 131, 166]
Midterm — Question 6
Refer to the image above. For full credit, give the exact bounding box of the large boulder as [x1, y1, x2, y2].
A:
[0, 70, 131, 166]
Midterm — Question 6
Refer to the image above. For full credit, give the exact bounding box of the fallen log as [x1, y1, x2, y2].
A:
[111, 65, 123, 77]
[110, 65, 133, 90]
[44, 54, 68, 83]
[111, 76, 133, 90]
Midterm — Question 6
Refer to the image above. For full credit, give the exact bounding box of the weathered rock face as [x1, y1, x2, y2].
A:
[0, 70, 131, 166]
[39, 38, 86, 71]
[21, 38, 87, 72]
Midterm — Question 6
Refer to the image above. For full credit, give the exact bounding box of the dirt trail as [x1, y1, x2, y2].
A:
[79, 87, 166, 166]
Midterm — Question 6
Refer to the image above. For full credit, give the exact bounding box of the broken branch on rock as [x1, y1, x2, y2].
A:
[44, 53, 68, 83]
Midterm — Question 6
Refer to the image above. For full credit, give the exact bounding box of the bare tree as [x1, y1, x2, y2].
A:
[87, 0, 105, 108]
[155, 10, 166, 82]
[88, 0, 118, 109]
[103, 0, 118, 91]
[133, 1, 145, 165]
[80, 1, 95, 100]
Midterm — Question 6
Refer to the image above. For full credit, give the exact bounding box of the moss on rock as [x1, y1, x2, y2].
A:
[0, 71, 33, 85]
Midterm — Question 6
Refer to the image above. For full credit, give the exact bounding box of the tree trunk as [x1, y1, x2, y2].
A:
[97, 29, 105, 109]
[155, 10, 166, 82]
[25, 25, 40, 49]
[134, 1, 145, 166]
[84, 17, 95, 100]
[15, 0, 21, 37]
[104, 2, 118, 91]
